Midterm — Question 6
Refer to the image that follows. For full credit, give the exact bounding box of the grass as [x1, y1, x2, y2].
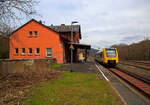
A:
[24, 72, 122, 105]
[50, 63, 62, 69]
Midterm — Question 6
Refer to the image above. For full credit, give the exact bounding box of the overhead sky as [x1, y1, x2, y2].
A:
[34, 0, 150, 48]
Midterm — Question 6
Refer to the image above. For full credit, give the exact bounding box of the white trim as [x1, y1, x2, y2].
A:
[28, 48, 32, 55]
[46, 48, 52, 57]
[29, 31, 32, 37]
[22, 48, 25, 55]
[15, 48, 18, 55]
[34, 31, 37, 37]
[95, 63, 109, 82]
[22, 53, 25, 55]
[35, 48, 40, 55]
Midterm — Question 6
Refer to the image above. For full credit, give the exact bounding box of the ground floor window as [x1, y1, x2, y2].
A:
[46, 48, 52, 57]
[36, 48, 40, 55]
[22, 48, 25, 55]
[29, 48, 32, 55]
[15, 48, 18, 55]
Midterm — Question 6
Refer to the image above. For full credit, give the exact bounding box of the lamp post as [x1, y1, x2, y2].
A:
[70, 21, 78, 72]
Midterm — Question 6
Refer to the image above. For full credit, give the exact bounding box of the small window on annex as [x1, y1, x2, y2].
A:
[36, 48, 40, 55]
[46, 48, 52, 57]
[15, 48, 18, 55]
[22, 48, 25, 55]
[29, 31, 32, 37]
[29, 48, 32, 55]
[34, 31, 37, 37]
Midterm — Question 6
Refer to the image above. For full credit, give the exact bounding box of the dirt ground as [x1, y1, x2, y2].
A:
[0, 69, 61, 105]
[0, 58, 98, 105]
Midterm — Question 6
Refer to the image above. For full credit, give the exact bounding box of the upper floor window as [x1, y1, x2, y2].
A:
[29, 31, 32, 37]
[34, 31, 37, 37]
[22, 48, 25, 55]
[36, 48, 40, 55]
[29, 48, 32, 55]
[15, 48, 18, 55]
[46, 48, 52, 57]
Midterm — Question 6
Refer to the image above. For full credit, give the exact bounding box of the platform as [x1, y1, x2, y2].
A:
[57, 60, 150, 105]
[57, 62, 97, 73]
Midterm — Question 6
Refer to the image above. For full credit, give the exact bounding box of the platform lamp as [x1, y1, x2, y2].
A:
[70, 21, 78, 72]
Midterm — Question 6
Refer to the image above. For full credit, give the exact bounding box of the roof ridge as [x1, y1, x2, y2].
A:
[49, 25, 80, 27]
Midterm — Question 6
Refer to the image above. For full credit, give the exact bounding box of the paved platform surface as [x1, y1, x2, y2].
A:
[57, 62, 98, 73]
[57, 61, 150, 105]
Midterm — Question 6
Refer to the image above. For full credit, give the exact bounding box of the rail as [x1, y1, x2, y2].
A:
[119, 62, 150, 70]
[95, 60, 150, 99]
[109, 68, 150, 99]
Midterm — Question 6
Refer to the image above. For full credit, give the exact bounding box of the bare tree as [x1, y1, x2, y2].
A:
[0, 0, 38, 22]
[0, 22, 13, 36]
[111, 39, 150, 61]
[0, 0, 38, 35]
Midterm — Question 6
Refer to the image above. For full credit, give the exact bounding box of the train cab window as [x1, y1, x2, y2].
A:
[106, 49, 116, 57]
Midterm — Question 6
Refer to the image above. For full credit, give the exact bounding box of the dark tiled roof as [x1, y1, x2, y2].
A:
[9, 19, 82, 39]
[49, 24, 81, 39]
[49, 25, 80, 32]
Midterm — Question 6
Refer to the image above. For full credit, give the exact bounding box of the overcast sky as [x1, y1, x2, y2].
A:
[33, 0, 150, 48]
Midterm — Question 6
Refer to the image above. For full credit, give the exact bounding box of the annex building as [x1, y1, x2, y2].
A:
[9, 19, 90, 63]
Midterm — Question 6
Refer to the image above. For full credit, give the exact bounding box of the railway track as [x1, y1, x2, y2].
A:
[126, 60, 150, 65]
[115, 66, 150, 84]
[119, 62, 150, 70]
[95, 60, 150, 99]
[109, 67, 150, 99]
[133, 61, 150, 65]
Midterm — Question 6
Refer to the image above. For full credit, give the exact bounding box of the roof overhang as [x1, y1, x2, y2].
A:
[67, 42, 91, 49]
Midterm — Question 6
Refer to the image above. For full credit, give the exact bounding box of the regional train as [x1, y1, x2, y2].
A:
[95, 48, 119, 66]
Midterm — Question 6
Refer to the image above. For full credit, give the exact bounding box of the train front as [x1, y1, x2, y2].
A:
[103, 48, 119, 66]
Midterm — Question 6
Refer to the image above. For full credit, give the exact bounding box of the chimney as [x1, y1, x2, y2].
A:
[39, 20, 42, 24]
[61, 24, 65, 26]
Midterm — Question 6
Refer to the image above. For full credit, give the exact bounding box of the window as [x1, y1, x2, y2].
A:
[29, 31, 32, 37]
[15, 48, 18, 55]
[106, 49, 116, 57]
[34, 31, 37, 37]
[46, 48, 52, 57]
[29, 48, 32, 55]
[22, 48, 25, 55]
[36, 48, 40, 55]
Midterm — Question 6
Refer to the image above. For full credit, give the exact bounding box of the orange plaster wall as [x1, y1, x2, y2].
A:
[9, 20, 64, 63]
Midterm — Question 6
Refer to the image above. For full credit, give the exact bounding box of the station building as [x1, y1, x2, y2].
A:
[9, 19, 90, 63]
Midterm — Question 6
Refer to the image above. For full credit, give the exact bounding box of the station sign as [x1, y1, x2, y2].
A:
[69, 44, 74, 49]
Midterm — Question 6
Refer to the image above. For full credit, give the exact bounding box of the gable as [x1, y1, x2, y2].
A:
[9, 19, 62, 48]
[10, 19, 59, 36]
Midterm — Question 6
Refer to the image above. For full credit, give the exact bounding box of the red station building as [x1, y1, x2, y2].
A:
[9, 19, 90, 63]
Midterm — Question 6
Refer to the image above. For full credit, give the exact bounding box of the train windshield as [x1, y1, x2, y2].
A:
[106, 49, 116, 57]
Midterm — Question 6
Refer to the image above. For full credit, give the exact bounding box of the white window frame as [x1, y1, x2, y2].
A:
[36, 48, 40, 55]
[28, 48, 32, 55]
[46, 48, 52, 57]
[15, 48, 18, 55]
[29, 31, 32, 37]
[34, 31, 37, 37]
[22, 48, 25, 55]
